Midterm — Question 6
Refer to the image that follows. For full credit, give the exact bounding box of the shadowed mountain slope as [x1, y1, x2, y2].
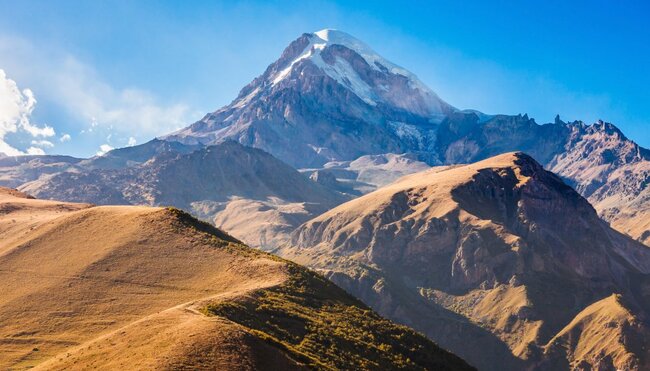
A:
[17, 141, 348, 250]
[546, 120, 650, 246]
[165, 29, 455, 169]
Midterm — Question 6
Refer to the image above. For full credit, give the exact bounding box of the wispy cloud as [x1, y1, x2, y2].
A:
[51, 56, 192, 136]
[0, 35, 197, 156]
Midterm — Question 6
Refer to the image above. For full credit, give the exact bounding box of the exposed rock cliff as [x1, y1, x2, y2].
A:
[282, 152, 650, 370]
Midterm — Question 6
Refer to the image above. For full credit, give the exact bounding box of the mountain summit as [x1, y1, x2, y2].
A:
[268, 29, 453, 117]
[165, 29, 456, 167]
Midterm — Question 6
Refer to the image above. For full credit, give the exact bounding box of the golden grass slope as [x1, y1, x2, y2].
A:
[0, 188, 286, 369]
[0, 187, 471, 370]
[543, 294, 647, 370]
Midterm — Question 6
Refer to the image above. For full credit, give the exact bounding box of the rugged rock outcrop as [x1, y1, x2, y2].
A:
[302, 152, 433, 195]
[281, 152, 650, 370]
[547, 120, 650, 245]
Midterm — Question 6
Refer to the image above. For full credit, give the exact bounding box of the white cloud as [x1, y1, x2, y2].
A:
[26, 147, 45, 155]
[0, 141, 21, 156]
[31, 139, 54, 148]
[96, 143, 113, 156]
[0, 69, 55, 156]
[60, 133, 71, 142]
[127, 136, 137, 146]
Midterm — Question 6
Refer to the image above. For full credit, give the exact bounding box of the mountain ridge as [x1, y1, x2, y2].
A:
[17, 140, 348, 249]
[164, 29, 458, 168]
[162, 29, 650, 244]
[281, 152, 650, 370]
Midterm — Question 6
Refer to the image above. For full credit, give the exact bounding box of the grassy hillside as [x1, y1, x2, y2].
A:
[0, 187, 472, 370]
[172, 206, 472, 370]
[206, 262, 468, 370]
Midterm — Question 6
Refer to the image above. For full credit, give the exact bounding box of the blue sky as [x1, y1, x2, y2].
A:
[0, 0, 648, 156]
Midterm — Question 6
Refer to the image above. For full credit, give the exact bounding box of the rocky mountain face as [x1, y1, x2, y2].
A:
[0, 154, 82, 188]
[547, 120, 650, 245]
[161, 29, 650, 244]
[164, 29, 456, 168]
[427, 114, 650, 245]
[280, 152, 650, 370]
[0, 139, 201, 188]
[161, 30, 578, 171]
[17, 140, 347, 249]
[302, 115, 650, 245]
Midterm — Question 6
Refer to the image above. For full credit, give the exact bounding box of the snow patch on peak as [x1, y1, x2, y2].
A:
[313, 29, 374, 56]
[311, 29, 445, 104]
[271, 31, 378, 105]
[313, 28, 337, 40]
[272, 45, 321, 85]
[313, 55, 377, 106]
[312, 29, 406, 75]
[268, 29, 453, 118]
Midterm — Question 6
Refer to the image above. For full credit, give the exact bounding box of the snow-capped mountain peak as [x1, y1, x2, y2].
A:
[165, 29, 458, 167]
[269, 29, 453, 118]
[312, 29, 426, 84]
